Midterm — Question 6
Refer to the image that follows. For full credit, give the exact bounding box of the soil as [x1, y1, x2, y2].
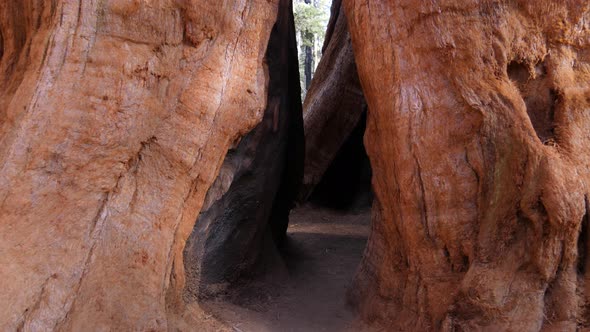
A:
[201, 204, 371, 332]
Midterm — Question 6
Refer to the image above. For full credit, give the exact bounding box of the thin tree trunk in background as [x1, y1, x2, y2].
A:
[304, 0, 313, 90]
[304, 42, 313, 89]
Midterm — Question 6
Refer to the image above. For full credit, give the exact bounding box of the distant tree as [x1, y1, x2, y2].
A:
[293, 0, 329, 96]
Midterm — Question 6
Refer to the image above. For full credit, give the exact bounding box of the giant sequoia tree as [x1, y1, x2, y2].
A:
[344, 0, 590, 330]
[0, 0, 279, 330]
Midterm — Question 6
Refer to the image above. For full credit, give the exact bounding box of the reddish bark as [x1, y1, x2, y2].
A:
[183, 0, 303, 299]
[0, 1, 278, 330]
[345, 0, 590, 330]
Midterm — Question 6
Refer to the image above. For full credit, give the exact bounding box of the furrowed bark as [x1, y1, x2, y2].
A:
[0, 1, 279, 330]
[344, 1, 590, 330]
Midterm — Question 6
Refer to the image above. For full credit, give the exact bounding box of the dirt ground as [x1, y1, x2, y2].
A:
[201, 204, 371, 332]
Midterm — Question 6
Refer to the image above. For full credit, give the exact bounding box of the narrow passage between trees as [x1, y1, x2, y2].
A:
[204, 204, 370, 332]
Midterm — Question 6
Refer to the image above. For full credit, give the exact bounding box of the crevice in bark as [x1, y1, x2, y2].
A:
[17, 275, 52, 331]
[507, 59, 557, 144]
[0, 28, 4, 62]
[2, 1, 28, 76]
[578, 196, 589, 275]
[579, 196, 590, 328]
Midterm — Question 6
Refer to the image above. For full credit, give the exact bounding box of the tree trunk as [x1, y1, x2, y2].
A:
[0, 1, 278, 330]
[183, 0, 304, 299]
[299, 0, 366, 201]
[303, 0, 313, 90]
[304, 43, 313, 90]
[344, 0, 590, 330]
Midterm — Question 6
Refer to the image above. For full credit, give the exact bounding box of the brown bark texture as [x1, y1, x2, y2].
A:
[299, 0, 366, 201]
[0, 0, 278, 330]
[183, 0, 304, 299]
[344, 0, 590, 330]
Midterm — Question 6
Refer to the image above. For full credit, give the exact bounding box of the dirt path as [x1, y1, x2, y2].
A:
[204, 204, 370, 332]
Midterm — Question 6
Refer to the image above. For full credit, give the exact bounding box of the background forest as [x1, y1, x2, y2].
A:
[294, 0, 331, 98]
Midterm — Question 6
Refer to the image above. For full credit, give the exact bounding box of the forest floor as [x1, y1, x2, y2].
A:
[201, 204, 371, 332]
